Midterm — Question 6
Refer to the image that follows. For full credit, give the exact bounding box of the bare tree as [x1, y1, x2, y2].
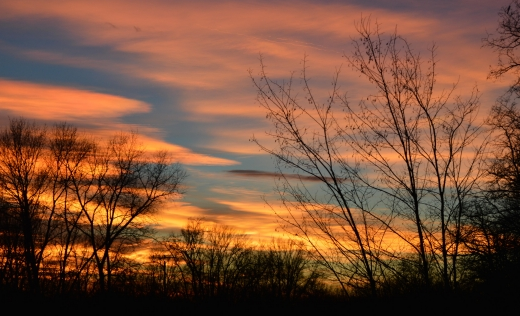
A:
[454, 0, 520, 292]
[250, 53, 386, 297]
[0, 197, 24, 288]
[0, 120, 97, 293]
[261, 238, 321, 299]
[484, 0, 520, 92]
[460, 97, 520, 291]
[251, 18, 487, 293]
[69, 132, 186, 292]
[46, 123, 95, 293]
[161, 218, 252, 299]
[345, 19, 487, 290]
[0, 118, 48, 292]
[157, 219, 322, 300]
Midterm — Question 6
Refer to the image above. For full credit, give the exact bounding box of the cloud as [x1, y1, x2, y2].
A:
[227, 169, 338, 182]
[154, 197, 286, 243]
[203, 198, 285, 242]
[0, 0, 513, 244]
[0, 78, 149, 121]
[0, 0, 506, 157]
[137, 135, 239, 166]
[0, 78, 238, 166]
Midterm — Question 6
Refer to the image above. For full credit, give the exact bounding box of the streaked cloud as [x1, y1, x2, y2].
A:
[0, 78, 149, 120]
[227, 169, 342, 183]
[0, 78, 238, 166]
[0, 0, 512, 241]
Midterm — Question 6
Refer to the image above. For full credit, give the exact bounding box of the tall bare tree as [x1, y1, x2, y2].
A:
[250, 53, 386, 297]
[46, 123, 95, 293]
[251, 18, 487, 293]
[0, 118, 48, 292]
[455, 0, 520, 292]
[344, 19, 487, 290]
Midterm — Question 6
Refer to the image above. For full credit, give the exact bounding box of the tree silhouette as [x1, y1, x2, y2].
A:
[69, 132, 186, 292]
[484, 0, 520, 92]
[251, 18, 487, 294]
[0, 118, 48, 293]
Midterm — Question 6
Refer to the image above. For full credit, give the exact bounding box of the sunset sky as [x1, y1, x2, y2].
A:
[0, 0, 512, 241]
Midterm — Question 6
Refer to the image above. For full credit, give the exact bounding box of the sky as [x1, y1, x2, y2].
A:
[0, 0, 513, 242]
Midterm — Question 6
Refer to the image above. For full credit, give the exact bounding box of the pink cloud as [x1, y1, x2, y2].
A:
[0, 78, 149, 120]
[0, 0, 512, 242]
[0, 79, 238, 166]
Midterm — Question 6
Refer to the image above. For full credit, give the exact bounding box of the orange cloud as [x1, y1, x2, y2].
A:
[0, 78, 149, 120]
[153, 200, 210, 232]
[136, 134, 238, 166]
[0, 1, 505, 126]
[153, 198, 285, 243]
[0, 0, 511, 244]
[0, 79, 238, 166]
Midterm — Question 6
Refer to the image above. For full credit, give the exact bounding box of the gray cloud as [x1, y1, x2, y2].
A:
[227, 169, 337, 182]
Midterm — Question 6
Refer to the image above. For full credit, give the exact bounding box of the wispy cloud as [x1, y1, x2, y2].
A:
[0, 0, 512, 239]
[0, 78, 149, 120]
[0, 78, 238, 166]
[227, 169, 340, 182]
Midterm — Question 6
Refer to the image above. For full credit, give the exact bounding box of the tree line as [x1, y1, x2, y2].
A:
[0, 120, 186, 295]
[0, 120, 328, 301]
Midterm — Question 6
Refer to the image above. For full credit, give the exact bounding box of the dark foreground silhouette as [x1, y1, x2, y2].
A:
[3, 288, 517, 315]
